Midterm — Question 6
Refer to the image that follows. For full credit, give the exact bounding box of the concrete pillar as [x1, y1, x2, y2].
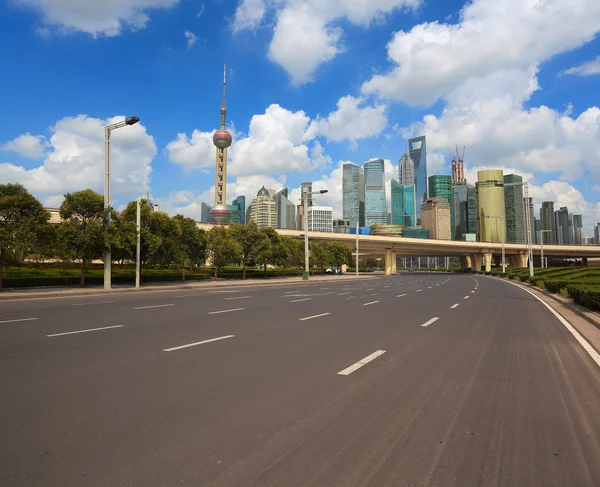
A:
[384, 249, 392, 276]
[519, 252, 529, 268]
[460, 256, 468, 270]
[470, 253, 482, 272]
[391, 252, 397, 274]
[484, 253, 492, 272]
[494, 255, 502, 267]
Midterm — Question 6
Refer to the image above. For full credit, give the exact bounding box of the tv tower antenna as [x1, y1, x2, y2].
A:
[449, 145, 466, 185]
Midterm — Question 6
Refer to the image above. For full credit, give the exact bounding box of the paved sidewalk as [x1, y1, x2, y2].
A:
[0, 273, 380, 301]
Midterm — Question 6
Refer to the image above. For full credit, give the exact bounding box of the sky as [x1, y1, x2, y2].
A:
[1, 0, 599, 236]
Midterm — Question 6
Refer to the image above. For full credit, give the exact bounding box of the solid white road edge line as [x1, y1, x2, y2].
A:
[47, 325, 123, 337]
[164, 334, 234, 352]
[291, 298, 312, 302]
[338, 350, 386, 376]
[451, 304, 460, 309]
[421, 317, 440, 327]
[299, 313, 331, 321]
[337, 292, 351, 295]
[225, 296, 251, 300]
[363, 301, 380, 306]
[397, 294, 407, 297]
[73, 301, 117, 307]
[134, 304, 174, 310]
[208, 308, 245, 315]
[0, 317, 38, 324]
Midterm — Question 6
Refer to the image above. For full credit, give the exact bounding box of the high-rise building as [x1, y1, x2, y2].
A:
[247, 186, 277, 228]
[391, 179, 417, 227]
[307, 206, 333, 232]
[540, 202, 556, 244]
[274, 188, 296, 229]
[503, 174, 525, 243]
[200, 202, 212, 223]
[555, 206, 571, 245]
[232, 195, 246, 224]
[297, 182, 313, 229]
[342, 163, 365, 227]
[524, 197, 536, 244]
[452, 184, 468, 240]
[429, 175, 453, 235]
[398, 150, 415, 186]
[476, 169, 506, 243]
[568, 212, 575, 245]
[467, 184, 477, 238]
[210, 65, 233, 224]
[573, 214, 583, 245]
[363, 159, 387, 227]
[228, 204, 241, 224]
[408, 136, 428, 218]
[421, 197, 451, 240]
[595, 223, 600, 244]
[534, 218, 541, 244]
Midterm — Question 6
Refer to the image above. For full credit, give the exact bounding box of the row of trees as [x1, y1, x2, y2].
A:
[0, 184, 353, 288]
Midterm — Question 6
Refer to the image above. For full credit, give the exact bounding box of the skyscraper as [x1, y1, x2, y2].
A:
[595, 223, 600, 244]
[467, 184, 477, 238]
[540, 201, 556, 244]
[363, 159, 387, 227]
[297, 182, 313, 229]
[555, 206, 570, 245]
[342, 163, 364, 227]
[209, 65, 233, 224]
[476, 170, 506, 243]
[408, 136, 427, 222]
[452, 184, 468, 240]
[232, 195, 246, 224]
[503, 174, 525, 243]
[200, 202, 211, 223]
[391, 179, 416, 226]
[247, 186, 277, 228]
[573, 214, 583, 245]
[398, 150, 415, 186]
[274, 188, 296, 229]
[421, 197, 451, 240]
[524, 197, 536, 243]
[429, 175, 453, 235]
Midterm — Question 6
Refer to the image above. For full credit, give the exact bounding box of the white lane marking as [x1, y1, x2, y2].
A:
[416, 289, 423, 292]
[471, 291, 475, 294]
[370, 293, 379, 296]
[291, 298, 312, 303]
[384, 285, 390, 288]
[427, 286, 432, 289]
[337, 292, 351, 296]
[134, 304, 174, 310]
[338, 350, 386, 376]
[164, 334, 234, 352]
[208, 290, 241, 294]
[464, 296, 470, 300]
[299, 313, 331, 321]
[451, 304, 460, 309]
[397, 293, 407, 297]
[421, 317, 440, 327]
[0, 317, 38, 324]
[208, 308, 245, 315]
[47, 325, 123, 337]
[505, 280, 600, 369]
[320, 287, 330, 290]
[365, 288, 375, 291]
[344, 285, 352, 287]
[73, 301, 117, 307]
[225, 296, 251, 300]
[363, 301, 380, 306]
[284, 290, 301, 294]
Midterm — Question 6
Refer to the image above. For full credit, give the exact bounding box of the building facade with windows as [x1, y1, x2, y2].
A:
[363, 159, 387, 227]
[307, 206, 333, 232]
[342, 163, 365, 228]
[232, 195, 246, 225]
[476, 169, 506, 243]
[247, 186, 277, 228]
[503, 174, 525, 243]
[540, 201, 556, 244]
[391, 179, 416, 227]
[408, 136, 427, 223]
[421, 197, 451, 240]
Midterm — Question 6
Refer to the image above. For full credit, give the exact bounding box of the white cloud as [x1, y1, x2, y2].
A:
[165, 129, 216, 171]
[0, 115, 156, 205]
[235, 0, 420, 84]
[315, 95, 387, 148]
[14, 0, 179, 37]
[361, 0, 600, 105]
[184, 30, 197, 47]
[562, 55, 600, 76]
[196, 4, 205, 18]
[2, 133, 48, 159]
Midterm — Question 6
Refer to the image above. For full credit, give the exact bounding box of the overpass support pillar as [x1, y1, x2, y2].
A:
[384, 249, 392, 276]
[460, 255, 472, 271]
[470, 253, 482, 272]
[391, 252, 397, 274]
[520, 252, 529, 268]
[484, 253, 493, 272]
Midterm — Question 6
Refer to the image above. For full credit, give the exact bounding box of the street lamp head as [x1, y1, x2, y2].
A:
[319, 189, 328, 194]
[125, 116, 140, 126]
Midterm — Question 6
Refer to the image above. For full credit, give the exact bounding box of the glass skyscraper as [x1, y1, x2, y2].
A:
[232, 195, 246, 224]
[391, 179, 416, 227]
[363, 159, 387, 227]
[398, 151, 415, 186]
[342, 163, 365, 227]
[408, 136, 427, 224]
[503, 174, 525, 243]
[429, 175, 453, 236]
[540, 201, 556, 244]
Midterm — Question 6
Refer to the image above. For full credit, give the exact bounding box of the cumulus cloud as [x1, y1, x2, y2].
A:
[165, 129, 216, 171]
[2, 133, 48, 159]
[14, 0, 179, 37]
[361, 0, 600, 105]
[234, 0, 420, 83]
[561, 55, 600, 77]
[0, 115, 156, 206]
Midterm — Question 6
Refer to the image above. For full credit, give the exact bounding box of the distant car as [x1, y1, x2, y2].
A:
[408, 268, 415, 272]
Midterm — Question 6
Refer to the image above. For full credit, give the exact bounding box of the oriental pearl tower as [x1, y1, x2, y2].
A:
[209, 65, 233, 224]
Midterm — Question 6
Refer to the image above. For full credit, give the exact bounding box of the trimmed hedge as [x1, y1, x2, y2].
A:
[566, 284, 600, 311]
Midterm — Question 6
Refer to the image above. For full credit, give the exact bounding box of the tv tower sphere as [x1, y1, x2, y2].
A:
[213, 129, 232, 149]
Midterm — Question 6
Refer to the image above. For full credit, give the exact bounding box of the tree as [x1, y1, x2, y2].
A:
[253, 231, 273, 276]
[310, 242, 332, 273]
[0, 184, 50, 290]
[284, 237, 305, 275]
[118, 199, 161, 265]
[328, 242, 352, 269]
[148, 211, 181, 267]
[259, 227, 288, 276]
[172, 215, 206, 280]
[207, 226, 241, 279]
[230, 222, 262, 279]
[57, 189, 106, 286]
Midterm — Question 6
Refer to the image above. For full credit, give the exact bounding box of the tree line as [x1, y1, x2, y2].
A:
[0, 184, 353, 288]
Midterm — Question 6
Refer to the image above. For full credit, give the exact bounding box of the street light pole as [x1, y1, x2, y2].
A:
[355, 220, 359, 277]
[103, 116, 140, 290]
[301, 189, 328, 281]
[136, 198, 141, 289]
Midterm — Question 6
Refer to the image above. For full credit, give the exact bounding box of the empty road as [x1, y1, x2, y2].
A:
[1, 273, 600, 486]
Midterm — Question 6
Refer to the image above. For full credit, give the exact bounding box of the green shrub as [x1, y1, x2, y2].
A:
[567, 284, 600, 311]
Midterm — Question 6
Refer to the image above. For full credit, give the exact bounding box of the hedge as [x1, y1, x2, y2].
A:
[566, 284, 600, 311]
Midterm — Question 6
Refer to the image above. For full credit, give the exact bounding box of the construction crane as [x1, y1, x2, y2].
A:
[448, 145, 466, 185]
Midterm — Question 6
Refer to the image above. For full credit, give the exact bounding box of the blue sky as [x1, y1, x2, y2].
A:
[1, 0, 599, 235]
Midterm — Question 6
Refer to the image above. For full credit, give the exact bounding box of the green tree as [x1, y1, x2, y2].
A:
[310, 242, 332, 273]
[0, 184, 50, 290]
[172, 215, 207, 280]
[284, 237, 305, 275]
[148, 211, 181, 267]
[328, 242, 352, 269]
[259, 227, 289, 276]
[253, 231, 273, 276]
[207, 226, 241, 279]
[230, 222, 262, 279]
[118, 199, 161, 265]
[57, 189, 106, 287]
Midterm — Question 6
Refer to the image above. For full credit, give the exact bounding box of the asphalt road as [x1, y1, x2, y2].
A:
[1, 272, 600, 487]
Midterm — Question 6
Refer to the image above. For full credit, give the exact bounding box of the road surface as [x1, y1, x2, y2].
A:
[1, 273, 600, 486]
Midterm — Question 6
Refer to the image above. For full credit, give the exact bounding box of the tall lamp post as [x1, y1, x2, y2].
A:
[302, 189, 328, 280]
[104, 116, 140, 290]
[485, 215, 506, 273]
[540, 229, 552, 269]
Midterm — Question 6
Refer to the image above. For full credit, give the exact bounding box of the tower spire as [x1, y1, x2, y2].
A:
[220, 64, 227, 130]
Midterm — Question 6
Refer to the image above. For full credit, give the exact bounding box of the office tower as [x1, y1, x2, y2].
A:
[274, 188, 296, 229]
[408, 136, 428, 213]
[297, 181, 313, 229]
[421, 197, 451, 240]
[534, 218, 541, 245]
[467, 184, 477, 237]
[210, 65, 233, 224]
[503, 174, 525, 243]
[429, 175, 453, 235]
[555, 206, 570, 245]
[200, 202, 211, 223]
[232, 195, 246, 224]
[307, 206, 333, 232]
[391, 179, 416, 227]
[363, 159, 387, 227]
[568, 213, 575, 245]
[227, 204, 241, 224]
[573, 215, 583, 245]
[524, 197, 536, 244]
[342, 163, 365, 227]
[540, 202, 556, 244]
[247, 186, 277, 228]
[595, 223, 600, 244]
[476, 169, 506, 243]
[452, 184, 468, 240]
[398, 150, 415, 186]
